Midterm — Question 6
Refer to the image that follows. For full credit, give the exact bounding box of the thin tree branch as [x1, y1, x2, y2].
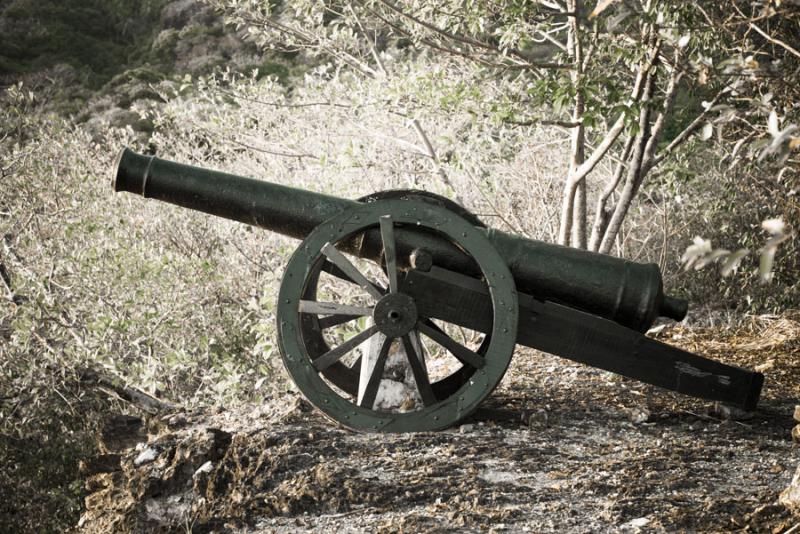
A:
[568, 37, 662, 184]
[643, 53, 684, 166]
[80, 367, 176, 414]
[411, 119, 466, 207]
[463, 169, 525, 235]
[564, 0, 587, 248]
[230, 139, 317, 160]
[366, 7, 553, 72]
[210, 87, 354, 109]
[373, 0, 572, 69]
[581, 20, 600, 71]
[598, 74, 656, 254]
[239, 15, 377, 78]
[505, 118, 581, 128]
[348, 3, 388, 76]
[645, 90, 727, 173]
[588, 134, 635, 251]
[735, 6, 800, 59]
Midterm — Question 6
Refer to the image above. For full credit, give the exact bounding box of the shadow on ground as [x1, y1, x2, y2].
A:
[78, 318, 800, 533]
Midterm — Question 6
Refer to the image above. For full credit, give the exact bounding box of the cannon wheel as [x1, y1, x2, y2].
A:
[277, 198, 518, 432]
[300, 190, 491, 398]
[296, 190, 493, 409]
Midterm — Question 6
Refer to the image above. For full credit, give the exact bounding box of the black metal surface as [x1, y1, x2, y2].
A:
[402, 267, 763, 410]
[114, 148, 687, 331]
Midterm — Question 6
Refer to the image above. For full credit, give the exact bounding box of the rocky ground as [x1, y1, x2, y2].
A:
[77, 315, 800, 533]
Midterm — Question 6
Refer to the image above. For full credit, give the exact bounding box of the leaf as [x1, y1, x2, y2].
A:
[720, 249, 749, 277]
[758, 124, 799, 161]
[768, 110, 779, 136]
[759, 246, 776, 282]
[761, 218, 785, 235]
[701, 122, 713, 140]
[589, 0, 620, 19]
[694, 248, 729, 270]
[774, 125, 799, 145]
[606, 8, 632, 32]
[681, 236, 712, 269]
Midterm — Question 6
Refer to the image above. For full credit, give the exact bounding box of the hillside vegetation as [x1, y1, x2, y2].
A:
[0, 0, 168, 85]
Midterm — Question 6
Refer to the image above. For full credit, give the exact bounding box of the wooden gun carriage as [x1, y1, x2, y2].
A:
[113, 148, 764, 432]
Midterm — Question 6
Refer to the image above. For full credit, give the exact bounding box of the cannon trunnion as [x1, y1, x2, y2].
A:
[113, 149, 764, 432]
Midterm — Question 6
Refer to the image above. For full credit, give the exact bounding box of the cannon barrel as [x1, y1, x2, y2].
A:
[113, 148, 687, 331]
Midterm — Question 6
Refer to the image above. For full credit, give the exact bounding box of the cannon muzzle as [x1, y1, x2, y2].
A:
[114, 148, 687, 331]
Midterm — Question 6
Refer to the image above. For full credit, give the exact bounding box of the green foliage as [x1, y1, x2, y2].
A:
[638, 144, 799, 312]
[0, 83, 287, 530]
[0, 419, 94, 533]
[0, 0, 170, 87]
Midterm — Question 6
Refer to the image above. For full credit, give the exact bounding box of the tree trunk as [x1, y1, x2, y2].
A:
[558, 0, 585, 247]
[597, 85, 654, 254]
[588, 135, 634, 251]
[558, 177, 577, 246]
[572, 152, 587, 248]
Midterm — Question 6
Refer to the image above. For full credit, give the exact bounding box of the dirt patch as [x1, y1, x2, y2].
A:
[78, 316, 800, 532]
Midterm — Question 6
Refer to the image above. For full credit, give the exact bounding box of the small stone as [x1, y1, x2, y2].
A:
[134, 447, 158, 466]
[628, 517, 650, 528]
[459, 424, 474, 433]
[166, 414, 188, 428]
[528, 410, 549, 427]
[755, 360, 775, 372]
[792, 425, 800, 443]
[713, 403, 755, 421]
[84, 471, 119, 493]
[194, 461, 213, 477]
[779, 464, 800, 513]
[628, 407, 650, 424]
[793, 405, 800, 423]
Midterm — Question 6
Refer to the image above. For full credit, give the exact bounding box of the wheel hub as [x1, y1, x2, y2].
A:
[373, 293, 417, 338]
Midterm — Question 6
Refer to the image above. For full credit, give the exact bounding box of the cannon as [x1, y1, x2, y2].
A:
[113, 148, 764, 432]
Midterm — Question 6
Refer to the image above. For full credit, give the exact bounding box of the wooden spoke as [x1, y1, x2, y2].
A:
[417, 321, 485, 369]
[298, 300, 372, 317]
[402, 333, 436, 406]
[313, 324, 380, 371]
[359, 336, 393, 409]
[317, 314, 360, 329]
[320, 260, 386, 294]
[321, 260, 355, 285]
[321, 243, 384, 300]
[421, 318, 446, 336]
[379, 215, 398, 294]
